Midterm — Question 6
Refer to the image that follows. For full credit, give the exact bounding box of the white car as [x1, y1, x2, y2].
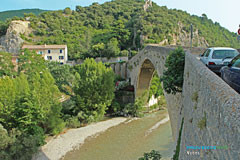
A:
[200, 47, 239, 74]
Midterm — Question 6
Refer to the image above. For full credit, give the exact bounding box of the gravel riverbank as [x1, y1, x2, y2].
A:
[33, 117, 127, 160]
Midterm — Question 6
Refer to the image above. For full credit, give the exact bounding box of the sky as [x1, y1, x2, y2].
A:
[0, 0, 239, 33]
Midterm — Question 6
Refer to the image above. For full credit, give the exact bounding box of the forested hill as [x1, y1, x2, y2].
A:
[2, 0, 240, 60]
[0, 9, 47, 21]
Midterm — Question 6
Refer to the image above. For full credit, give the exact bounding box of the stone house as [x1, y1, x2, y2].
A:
[22, 44, 68, 64]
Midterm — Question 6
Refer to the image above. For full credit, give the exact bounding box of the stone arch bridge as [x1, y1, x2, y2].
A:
[125, 45, 240, 160]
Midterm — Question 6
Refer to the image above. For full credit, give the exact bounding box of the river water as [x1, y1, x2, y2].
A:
[63, 110, 175, 160]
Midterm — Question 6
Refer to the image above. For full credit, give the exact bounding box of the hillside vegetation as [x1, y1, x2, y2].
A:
[0, 9, 47, 21]
[1, 0, 240, 60]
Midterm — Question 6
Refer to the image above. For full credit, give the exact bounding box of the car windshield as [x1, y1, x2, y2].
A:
[231, 55, 240, 68]
[212, 50, 239, 59]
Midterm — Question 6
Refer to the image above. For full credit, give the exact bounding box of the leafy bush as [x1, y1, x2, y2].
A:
[107, 90, 146, 117]
[149, 72, 164, 100]
[0, 124, 44, 160]
[131, 50, 138, 57]
[0, 124, 11, 150]
[109, 100, 122, 114]
[115, 81, 129, 90]
[62, 98, 77, 116]
[113, 94, 145, 117]
[131, 95, 145, 117]
[65, 117, 81, 128]
[160, 47, 185, 95]
[45, 104, 65, 135]
[138, 150, 162, 160]
[120, 50, 129, 57]
[105, 38, 120, 58]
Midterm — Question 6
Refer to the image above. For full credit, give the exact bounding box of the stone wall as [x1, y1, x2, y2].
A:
[110, 62, 128, 79]
[69, 57, 128, 79]
[178, 52, 240, 159]
[95, 56, 128, 63]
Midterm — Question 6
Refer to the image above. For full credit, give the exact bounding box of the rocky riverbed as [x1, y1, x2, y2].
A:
[33, 117, 127, 160]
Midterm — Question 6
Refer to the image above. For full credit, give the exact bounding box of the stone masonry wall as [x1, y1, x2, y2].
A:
[178, 52, 240, 159]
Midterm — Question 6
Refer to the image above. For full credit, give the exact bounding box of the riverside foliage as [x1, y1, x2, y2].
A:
[0, 51, 116, 159]
[0, 50, 65, 159]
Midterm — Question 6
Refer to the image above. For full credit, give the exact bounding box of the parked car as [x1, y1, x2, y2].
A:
[221, 54, 240, 93]
[200, 47, 239, 74]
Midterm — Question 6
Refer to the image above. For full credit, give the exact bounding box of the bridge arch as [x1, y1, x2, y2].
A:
[127, 45, 180, 140]
[136, 58, 156, 98]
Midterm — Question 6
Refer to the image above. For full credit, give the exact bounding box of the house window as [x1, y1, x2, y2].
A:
[47, 56, 52, 60]
[48, 50, 51, 54]
[59, 56, 64, 60]
[38, 51, 43, 55]
[60, 49, 62, 53]
[60, 62, 64, 65]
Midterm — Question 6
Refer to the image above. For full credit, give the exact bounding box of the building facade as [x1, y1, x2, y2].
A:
[22, 44, 68, 64]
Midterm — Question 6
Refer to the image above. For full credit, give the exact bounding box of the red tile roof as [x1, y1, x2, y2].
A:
[22, 44, 67, 49]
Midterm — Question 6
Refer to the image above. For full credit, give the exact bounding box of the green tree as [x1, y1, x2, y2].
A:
[112, 19, 130, 49]
[0, 52, 16, 77]
[104, 38, 120, 58]
[0, 124, 11, 151]
[29, 71, 64, 134]
[0, 125, 43, 160]
[160, 47, 185, 94]
[0, 72, 64, 135]
[0, 21, 8, 36]
[63, 7, 72, 15]
[0, 75, 46, 159]
[18, 49, 47, 76]
[73, 58, 115, 122]
[91, 43, 105, 57]
[46, 61, 75, 95]
[0, 76, 16, 130]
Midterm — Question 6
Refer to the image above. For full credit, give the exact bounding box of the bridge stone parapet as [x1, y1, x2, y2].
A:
[179, 52, 240, 159]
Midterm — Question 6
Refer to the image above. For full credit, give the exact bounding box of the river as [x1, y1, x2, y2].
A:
[63, 110, 175, 160]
